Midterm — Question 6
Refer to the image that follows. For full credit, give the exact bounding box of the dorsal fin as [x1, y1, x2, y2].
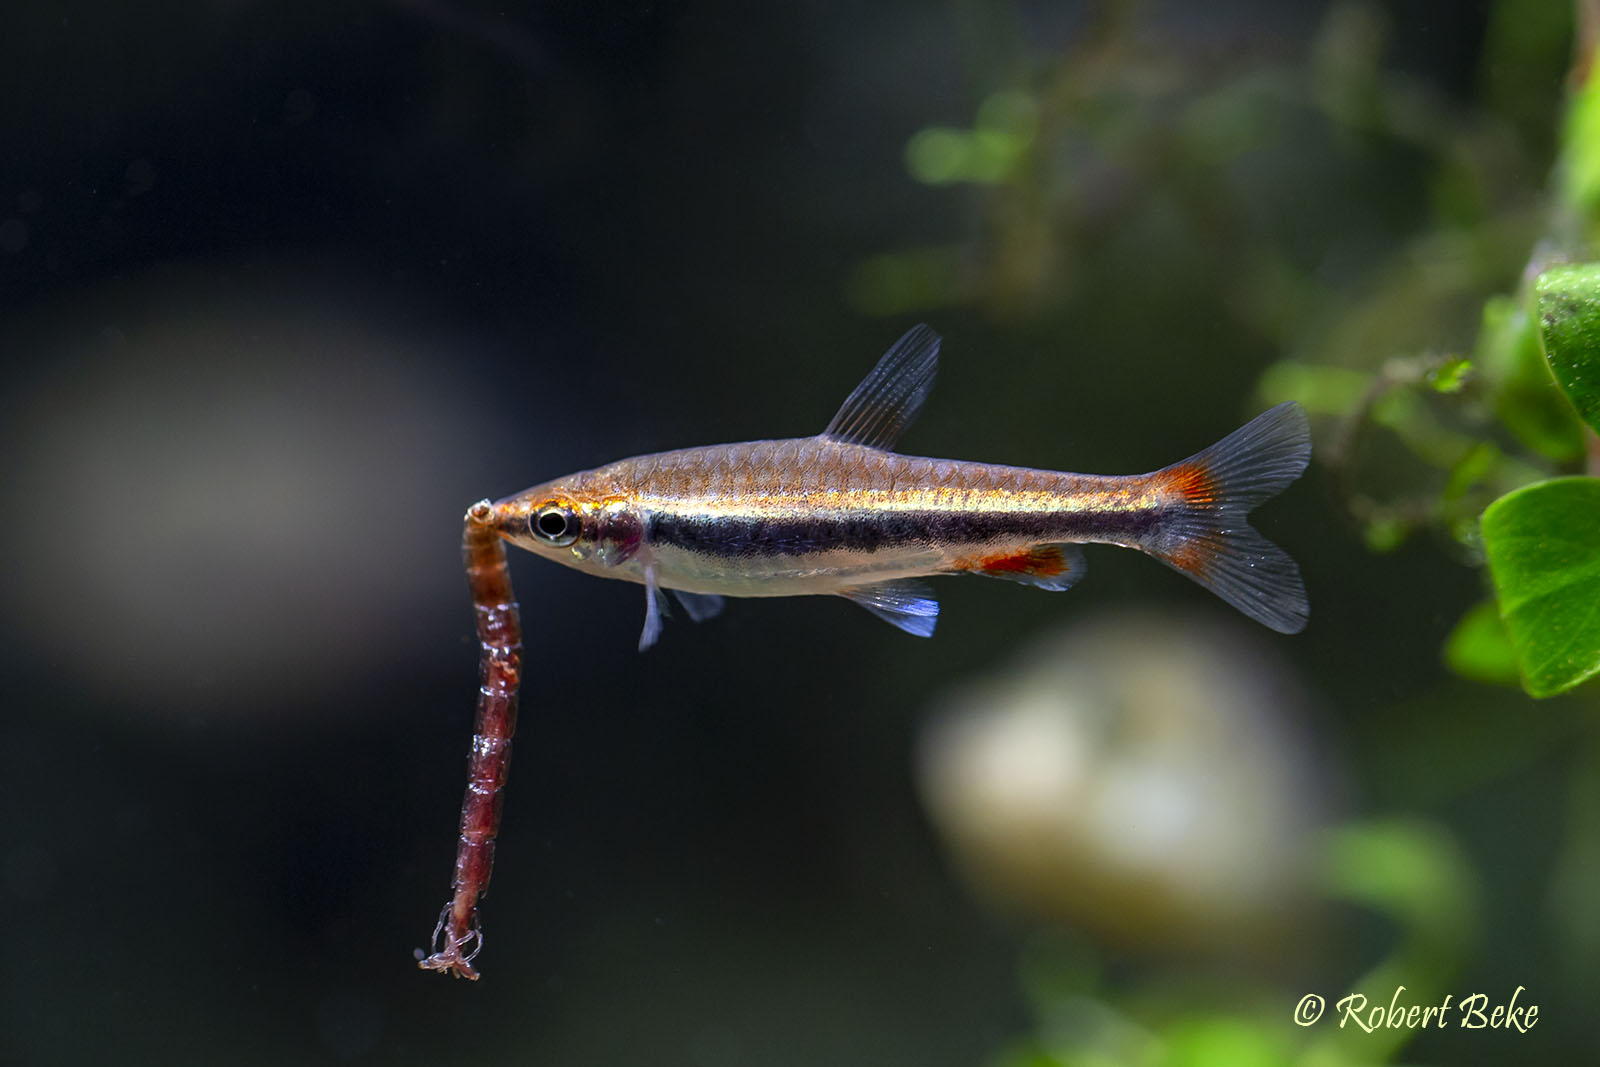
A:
[822, 324, 941, 451]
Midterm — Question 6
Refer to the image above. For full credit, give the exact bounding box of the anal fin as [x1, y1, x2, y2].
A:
[839, 579, 939, 637]
[963, 543, 1085, 592]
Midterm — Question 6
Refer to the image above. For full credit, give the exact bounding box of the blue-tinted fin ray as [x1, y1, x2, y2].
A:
[638, 566, 665, 651]
[839, 579, 939, 637]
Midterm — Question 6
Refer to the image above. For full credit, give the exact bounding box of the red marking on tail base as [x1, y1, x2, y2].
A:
[1142, 403, 1311, 635]
[1149, 459, 1219, 577]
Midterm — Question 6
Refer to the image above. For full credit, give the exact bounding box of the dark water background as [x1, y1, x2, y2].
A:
[2, 2, 1588, 1064]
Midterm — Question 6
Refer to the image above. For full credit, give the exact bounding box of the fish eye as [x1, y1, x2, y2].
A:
[532, 504, 580, 547]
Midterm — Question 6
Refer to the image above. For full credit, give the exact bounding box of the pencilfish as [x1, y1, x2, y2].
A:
[485, 324, 1310, 646]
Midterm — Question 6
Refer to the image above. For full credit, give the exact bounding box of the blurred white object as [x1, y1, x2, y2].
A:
[1, 268, 560, 719]
[917, 611, 1326, 953]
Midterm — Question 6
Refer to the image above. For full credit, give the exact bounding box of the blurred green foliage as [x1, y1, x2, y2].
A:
[1471, 136, 1600, 699]
[1561, 59, 1600, 219]
[987, 821, 1476, 1067]
[1443, 599, 1521, 686]
[1476, 292, 1585, 464]
[877, 0, 1600, 699]
[880, 1, 1600, 1063]
[1248, 11, 1600, 700]
[906, 90, 1040, 185]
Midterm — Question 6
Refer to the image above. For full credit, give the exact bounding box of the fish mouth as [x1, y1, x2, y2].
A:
[464, 496, 540, 551]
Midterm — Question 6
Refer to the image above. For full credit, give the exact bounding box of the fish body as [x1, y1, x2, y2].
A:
[487, 325, 1309, 646]
[521, 441, 1149, 596]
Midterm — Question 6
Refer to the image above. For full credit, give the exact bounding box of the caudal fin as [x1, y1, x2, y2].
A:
[1144, 402, 1311, 634]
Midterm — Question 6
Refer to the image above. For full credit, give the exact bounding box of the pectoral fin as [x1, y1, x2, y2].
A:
[639, 566, 665, 651]
[839, 579, 939, 637]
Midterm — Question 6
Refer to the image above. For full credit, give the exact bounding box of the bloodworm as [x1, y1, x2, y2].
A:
[418, 499, 521, 980]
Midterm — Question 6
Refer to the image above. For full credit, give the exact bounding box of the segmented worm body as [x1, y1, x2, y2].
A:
[418, 500, 521, 980]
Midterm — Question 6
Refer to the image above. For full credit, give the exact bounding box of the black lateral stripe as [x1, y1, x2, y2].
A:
[650, 508, 1159, 557]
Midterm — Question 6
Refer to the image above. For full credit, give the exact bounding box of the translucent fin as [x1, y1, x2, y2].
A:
[966, 543, 1086, 592]
[839, 579, 940, 637]
[672, 589, 725, 622]
[1144, 402, 1311, 634]
[822, 324, 941, 451]
[639, 566, 665, 651]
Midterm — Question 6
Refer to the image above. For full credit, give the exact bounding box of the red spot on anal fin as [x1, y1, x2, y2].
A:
[979, 544, 1072, 578]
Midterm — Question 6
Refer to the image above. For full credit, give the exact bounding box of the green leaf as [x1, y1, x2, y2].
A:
[1444, 600, 1521, 686]
[1476, 294, 1585, 461]
[1481, 476, 1600, 697]
[1535, 265, 1600, 434]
